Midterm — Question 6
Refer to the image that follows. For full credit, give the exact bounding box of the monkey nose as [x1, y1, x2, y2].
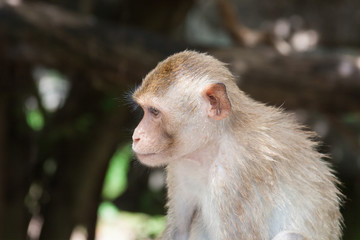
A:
[132, 135, 140, 144]
[132, 127, 142, 144]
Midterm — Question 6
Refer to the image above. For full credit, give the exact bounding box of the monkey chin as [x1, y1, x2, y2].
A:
[134, 152, 168, 167]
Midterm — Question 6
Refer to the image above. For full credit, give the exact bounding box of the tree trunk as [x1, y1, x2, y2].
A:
[0, 61, 33, 239]
[0, 94, 7, 239]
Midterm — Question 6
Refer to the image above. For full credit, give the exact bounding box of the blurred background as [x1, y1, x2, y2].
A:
[0, 0, 359, 239]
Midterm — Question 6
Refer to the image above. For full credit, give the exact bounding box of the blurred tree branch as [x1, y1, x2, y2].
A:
[1, 2, 359, 113]
[216, 0, 273, 47]
[216, 0, 294, 54]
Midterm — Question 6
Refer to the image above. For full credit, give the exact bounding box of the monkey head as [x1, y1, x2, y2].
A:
[132, 51, 232, 167]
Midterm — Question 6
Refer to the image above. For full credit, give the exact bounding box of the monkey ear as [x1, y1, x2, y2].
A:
[202, 83, 231, 120]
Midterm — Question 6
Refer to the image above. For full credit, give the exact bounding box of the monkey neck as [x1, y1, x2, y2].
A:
[182, 139, 220, 166]
[167, 140, 221, 187]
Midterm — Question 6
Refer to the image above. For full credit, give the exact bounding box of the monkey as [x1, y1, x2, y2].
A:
[131, 50, 343, 240]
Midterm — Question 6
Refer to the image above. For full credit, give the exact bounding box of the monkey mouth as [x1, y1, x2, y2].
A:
[135, 152, 156, 158]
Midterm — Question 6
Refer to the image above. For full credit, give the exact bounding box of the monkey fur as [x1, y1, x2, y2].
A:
[132, 51, 343, 240]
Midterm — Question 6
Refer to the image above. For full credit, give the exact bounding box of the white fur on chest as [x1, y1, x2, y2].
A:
[171, 156, 224, 240]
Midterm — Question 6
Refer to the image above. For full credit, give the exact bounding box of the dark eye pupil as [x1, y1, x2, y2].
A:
[149, 107, 159, 116]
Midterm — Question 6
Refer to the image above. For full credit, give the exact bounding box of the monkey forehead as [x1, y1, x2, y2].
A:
[134, 87, 190, 110]
[133, 94, 159, 106]
[133, 50, 231, 98]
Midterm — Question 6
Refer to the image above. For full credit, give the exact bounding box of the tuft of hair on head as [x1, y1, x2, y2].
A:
[133, 50, 235, 100]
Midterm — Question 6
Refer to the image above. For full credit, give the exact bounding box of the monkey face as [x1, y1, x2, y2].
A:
[132, 102, 176, 167]
[132, 84, 231, 167]
[131, 91, 213, 167]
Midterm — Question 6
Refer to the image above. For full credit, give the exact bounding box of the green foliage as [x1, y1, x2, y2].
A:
[98, 144, 166, 238]
[101, 144, 132, 200]
[98, 201, 121, 220]
[75, 114, 95, 133]
[342, 112, 360, 124]
[43, 158, 57, 176]
[97, 201, 165, 239]
[26, 109, 44, 131]
[101, 96, 119, 112]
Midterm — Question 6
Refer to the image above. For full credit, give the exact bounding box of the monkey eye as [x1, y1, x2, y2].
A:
[148, 107, 160, 117]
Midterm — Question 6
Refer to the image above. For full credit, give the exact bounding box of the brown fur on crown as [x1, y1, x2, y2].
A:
[133, 50, 234, 99]
[134, 51, 192, 98]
